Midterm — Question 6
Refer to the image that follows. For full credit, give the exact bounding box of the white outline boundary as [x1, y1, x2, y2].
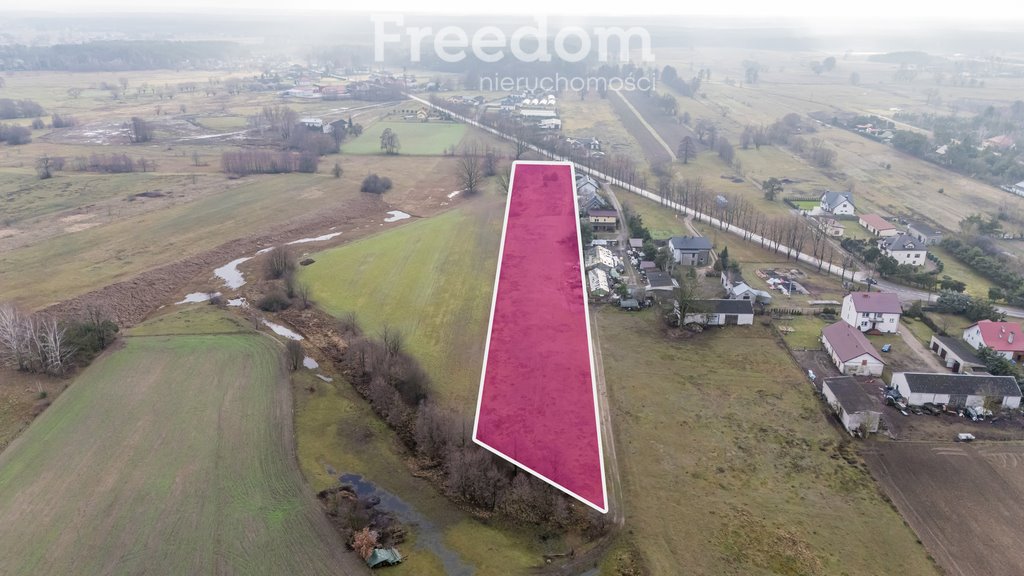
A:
[471, 160, 609, 514]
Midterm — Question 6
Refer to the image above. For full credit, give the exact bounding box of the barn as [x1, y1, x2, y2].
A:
[892, 372, 1022, 409]
[822, 376, 881, 436]
[821, 321, 885, 376]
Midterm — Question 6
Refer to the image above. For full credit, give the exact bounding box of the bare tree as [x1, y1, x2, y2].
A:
[126, 117, 152, 143]
[295, 282, 313, 309]
[379, 127, 400, 155]
[285, 340, 303, 371]
[0, 304, 31, 371]
[457, 146, 483, 195]
[36, 155, 53, 179]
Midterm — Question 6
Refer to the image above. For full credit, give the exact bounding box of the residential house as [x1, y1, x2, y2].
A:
[588, 268, 611, 297]
[858, 214, 899, 237]
[983, 134, 1016, 151]
[575, 174, 600, 196]
[929, 335, 987, 374]
[639, 260, 657, 271]
[819, 190, 855, 216]
[724, 279, 773, 304]
[892, 372, 1022, 409]
[682, 299, 754, 326]
[579, 192, 607, 212]
[645, 271, 678, 293]
[1014, 180, 1024, 196]
[879, 233, 927, 266]
[588, 209, 618, 232]
[538, 118, 562, 130]
[821, 321, 886, 376]
[963, 320, 1024, 362]
[840, 292, 902, 334]
[906, 221, 943, 245]
[668, 236, 713, 266]
[821, 376, 881, 435]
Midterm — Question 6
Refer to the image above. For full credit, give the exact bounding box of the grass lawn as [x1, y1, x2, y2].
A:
[777, 314, 829, 349]
[791, 200, 820, 210]
[901, 316, 937, 347]
[928, 245, 995, 298]
[618, 190, 693, 239]
[196, 115, 250, 131]
[595, 309, 939, 576]
[0, 306, 350, 575]
[342, 120, 467, 155]
[297, 191, 505, 416]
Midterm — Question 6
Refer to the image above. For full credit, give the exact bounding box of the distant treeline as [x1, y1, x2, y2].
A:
[0, 99, 45, 119]
[221, 150, 318, 176]
[0, 41, 245, 72]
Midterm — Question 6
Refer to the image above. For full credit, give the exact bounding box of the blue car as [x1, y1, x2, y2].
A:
[881, 344, 892, 353]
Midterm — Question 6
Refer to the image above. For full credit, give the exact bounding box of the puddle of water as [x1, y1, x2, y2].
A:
[303, 356, 319, 369]
[316, 374, 334, 382]
[176, 292, 220, 305]
[384, 210, 411, 223]
[214, 257, 252, 289]
[262, 320, 303, 340]
[339, 473, 473, 576]
[287, 232, 342, 245]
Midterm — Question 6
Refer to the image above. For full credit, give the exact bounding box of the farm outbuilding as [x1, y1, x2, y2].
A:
[892, 372, 1022, 409]
[929, 335, 986, 374]
[682, 299, 754, 326]
[366, 548, 403, 568]
[821, 321, 885, 376]
[822, 376, 881, 435]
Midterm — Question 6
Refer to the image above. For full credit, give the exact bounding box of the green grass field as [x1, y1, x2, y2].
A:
[791, 200, 820, 210]
[0, 307, 350, 575]
[595, 309, 939, 576]
[297, 192, 504, 414]
[342, 120, 468, 155]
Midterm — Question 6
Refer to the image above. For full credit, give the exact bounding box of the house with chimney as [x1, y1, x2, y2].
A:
[963, 320, 1024, 362]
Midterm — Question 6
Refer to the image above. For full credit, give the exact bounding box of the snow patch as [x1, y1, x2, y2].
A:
[262, 320, 303, 340]
[177, 292, 220, 305]
[303, 356, 319, 369]
[287, 232, 342, 245]
[214, 257, 252, 289]
[384, 210, 411, 222]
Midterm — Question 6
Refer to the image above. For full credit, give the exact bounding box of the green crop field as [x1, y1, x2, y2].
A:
[342, 120, 468, 155]
[0, 307, 351, 575]
[595, 309, 939, 576]
[298, 191, 505, 414]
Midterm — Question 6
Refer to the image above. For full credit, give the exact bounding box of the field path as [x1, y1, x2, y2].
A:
[610, 90, 677, 161]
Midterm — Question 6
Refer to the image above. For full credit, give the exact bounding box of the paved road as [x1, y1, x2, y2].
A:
[407, 92, 1024, 323]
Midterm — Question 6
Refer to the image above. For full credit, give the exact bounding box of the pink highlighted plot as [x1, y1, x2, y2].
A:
[473, 161, 607, 513]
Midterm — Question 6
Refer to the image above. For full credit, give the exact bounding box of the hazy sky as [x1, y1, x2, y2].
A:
[5, 0, 1023, 22]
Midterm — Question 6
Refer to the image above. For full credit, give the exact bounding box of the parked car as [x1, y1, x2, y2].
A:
[807, 369, 816, 382]
[881, 344, 892, 353]
[865, 278, 878, 285]
[955, 433, 976, 442]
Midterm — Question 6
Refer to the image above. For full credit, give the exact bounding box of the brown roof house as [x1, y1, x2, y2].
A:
[821, 321, 886, 376]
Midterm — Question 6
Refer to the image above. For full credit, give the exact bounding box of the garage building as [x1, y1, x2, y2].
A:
[892, 372, 1022, 409]
[822, 376, 881, 435]
[821, 321, 886, 376]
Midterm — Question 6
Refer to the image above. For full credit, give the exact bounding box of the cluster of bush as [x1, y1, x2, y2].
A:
[934, 290, 1003, 322]
[256, 247, 312, 313]
[0, 123, 31, 145]
[332, 315, 609, 535]
[360, 174, 392, 194]
[0, 98, 44, 119]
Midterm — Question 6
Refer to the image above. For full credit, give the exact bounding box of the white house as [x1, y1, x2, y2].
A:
[879, 234, 927, 266]
[840, 292, 902, 334]
[821, 321, 886, 376]
[725, 281, 773, 304]
[858, 214, 899, 237]
[682, 299, 754, 326]
[963, 320, 1024, 362]
[668, 236, 713, 266]
[822, 376, 881, 435]
[892, 372, 1022, 409]
[819, 190, 855, 216]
